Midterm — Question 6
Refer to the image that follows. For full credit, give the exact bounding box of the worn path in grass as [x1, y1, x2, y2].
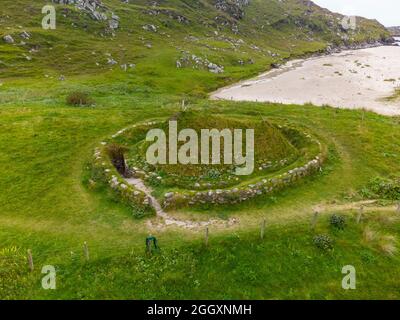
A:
[125, 177, 238, 230]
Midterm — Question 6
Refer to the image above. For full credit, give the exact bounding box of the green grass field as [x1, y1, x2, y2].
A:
[0, 0, 399, 300]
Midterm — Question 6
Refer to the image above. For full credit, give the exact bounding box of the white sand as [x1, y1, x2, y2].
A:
[212, 45, 400, 116]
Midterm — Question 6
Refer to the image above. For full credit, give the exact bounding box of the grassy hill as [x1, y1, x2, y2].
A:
[0, 0, 392, 81]
[0, 1, 399, 300]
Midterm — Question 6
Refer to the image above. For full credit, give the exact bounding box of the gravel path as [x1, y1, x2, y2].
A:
[125, 177, 238, 230]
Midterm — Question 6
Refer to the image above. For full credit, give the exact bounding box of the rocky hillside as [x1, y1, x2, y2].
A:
[0, 0, 393, 81]
[388, 26, 400, 36]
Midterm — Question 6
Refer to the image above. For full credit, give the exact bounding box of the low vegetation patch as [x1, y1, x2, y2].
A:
[330, 214, 346, 230]
[66, 91, 93, 107]
[313, 234, 334, 251]
[363, 227, 398, 256]
[384, 88, 400, 102]
[360, 177, 400, 200]
[0, 247, 30, 299]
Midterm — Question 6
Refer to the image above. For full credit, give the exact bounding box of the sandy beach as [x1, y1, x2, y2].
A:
[212, 45, 400, 116]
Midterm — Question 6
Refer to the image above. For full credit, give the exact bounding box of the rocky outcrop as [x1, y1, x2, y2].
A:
[176, 52, 224, 73]
[142, 8, 190, 24]
[20, 31, 31, 40]
[388, 26, 400, 36]
[214, 0, 250, 20]
[109, 13, 120, 29]
[52, 0, 119, 29]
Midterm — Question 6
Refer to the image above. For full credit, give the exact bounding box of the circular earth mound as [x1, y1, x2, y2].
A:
[106, 111, 326, 210]
[129, 111, 298, 188]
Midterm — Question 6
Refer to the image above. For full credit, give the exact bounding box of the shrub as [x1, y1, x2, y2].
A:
[66, 91, 93, 106]
[330, 214, 346, 230]
[132, 206, 151, 219]
[146, 174, 162, 187]
[360, 251, 376, 263]
[205, 168, 221, 179]
[313, 234, 334, 251]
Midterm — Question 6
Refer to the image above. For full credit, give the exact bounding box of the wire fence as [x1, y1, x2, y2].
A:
[1, 202, 399, 273]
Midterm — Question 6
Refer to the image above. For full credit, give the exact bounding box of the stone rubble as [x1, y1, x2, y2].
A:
[51, 0, 119, 29]
[176, 52, 224, 73]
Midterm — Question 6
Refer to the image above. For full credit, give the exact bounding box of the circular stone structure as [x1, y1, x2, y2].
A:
[92, 111, 327, 212]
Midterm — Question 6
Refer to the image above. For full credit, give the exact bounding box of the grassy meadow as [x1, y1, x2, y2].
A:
[0, 0, 399, 299]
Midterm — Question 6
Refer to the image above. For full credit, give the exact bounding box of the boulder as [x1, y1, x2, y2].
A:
[109, 13, 120, 29]
[3, 35, 14, 44]
[165, 192, 174, 199]
[20, 31, 31, 40]
[142, 24, 158, 32]
[107, 57, 117, 65]
[208, 62, 224, 74]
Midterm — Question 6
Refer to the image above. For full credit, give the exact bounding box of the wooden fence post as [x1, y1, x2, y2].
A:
[205, 227, 209, 247]
[357, 206, 364, 224]
[83, 242, 89, 261]
[146, 239, 151, 255]
[260, 219, 266, 240]
[27, 249, 34, 272]
[311, 211, 319, 230]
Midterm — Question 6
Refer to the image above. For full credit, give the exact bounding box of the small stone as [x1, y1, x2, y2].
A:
[109, 14, 120, 29]
[165, 192, 174, 198]
[107, 57, 117, 65]
[3, 35, 14, 44]
[20, 31, 31, 40]
[142, 24, 157, 32]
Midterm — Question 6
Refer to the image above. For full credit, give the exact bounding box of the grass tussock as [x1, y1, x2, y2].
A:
[379, 235, 397, 256]
[363, 226, 397, 256]
[363, 226, 380, 242]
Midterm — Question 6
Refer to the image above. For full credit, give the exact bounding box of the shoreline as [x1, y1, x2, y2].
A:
[211, 40, 395, 97]
[211, 42, 400, 117]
